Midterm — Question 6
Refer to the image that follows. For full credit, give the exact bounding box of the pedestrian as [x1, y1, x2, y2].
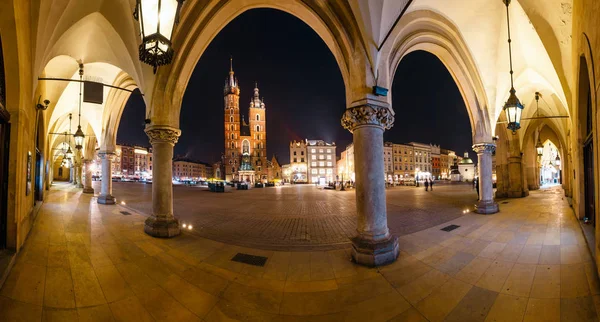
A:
[425, 179, 429, 191]
[429, 179, 434, 191]
[475, 179, 480, 199]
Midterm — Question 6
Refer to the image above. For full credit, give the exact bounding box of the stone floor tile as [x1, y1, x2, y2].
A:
[205, 299, 282, 322]
[0, 295, 43, 321]
[108, 296, 154, 322]
[444, 286, 498, 322]
[560, 245, 583, 264]
[388, 307, 428, 322]
[560, 297, 597, 321]
[543, 232, 561, 246]
[280, 289, 341, 316]
[526, 232, 546, 246]
[44, 266, 75, 308]
[93, 264, 134, 303]
[478, 242, 507, 260]
[494, 231, 516, 243]
[539, 245, 561, 264]
[310, 252, 335, 280]
[523, 298, 560, 322]
[415, 278, 472, 322]
[42, 308, 79, 321]
[484, 293, 528, 322]
[496, 243, 525, 262]
[593, 295, 600, 320]
[152, 250, 192, 274]
[160, 274, 219, 318]
[436, 251, 475, 275]
[380, 259, 432, 288]
[398, 269, 450, 305]
[342, 290, 411, 322]
[326, 249, 357, 279]
[500, 263, 536, 297]
[517, 245, 543, 264]
[0, 262, 46, 306]
[475, 260, 514, 292]
[47, 244, 70, 269]
[287, 252, 312, 282]
[462, 240, 491, 257]
[530, 265, 561, 299]
[560, 263, 590, 298]
[77, 304, 115, 321]
[222, 281, 282, 314]
[263, 251, 291, 281]
[580, 244, 594, 262]
[113, 262, 158, 296]
[71, 263, 107, 307]
[180, 266, 229, 296]
[455, 257, 494, 284]
[284, 279, 338, 293]
[137, 286, 201, 321]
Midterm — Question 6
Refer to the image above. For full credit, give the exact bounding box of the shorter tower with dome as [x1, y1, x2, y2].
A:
[458, 151, 476, 182]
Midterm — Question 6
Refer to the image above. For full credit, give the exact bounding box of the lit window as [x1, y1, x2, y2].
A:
[327, 162, 332, 167]
[311, 169, 317, 174]
[319, 169, 325, 174]
[319, 162, 324, 167]
[327, 155, 332, 160]
[326, 169, 332, 174]
[327, 149, 331, 153]
[319, 149, 324, 153]
[311, 162, 317, 167]
[311, 149, 316, 153]
[311, 155, 316, 160]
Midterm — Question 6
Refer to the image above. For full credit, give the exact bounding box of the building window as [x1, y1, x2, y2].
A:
[319, 149, 324, 153]
[294, 151, 297, 156]
[311, 155, 316, 160]
[327, 162, 332, 167]
[293, 158, 297, 162]
[301, 158, 304, 162]
[256, 114, 260, 121]
[327, 149, 331, 153]
[319, 169, 325, 174]
[230, 116, 233, 122]
[311, 162, 316, 167]
[327, 155, 332, 160]
[311, 149, 316, 153]
[256, 125, 260, 132]
[301, 151, 304, 156]
[311, 169, 317, 174]
[319, 162, 324, 167]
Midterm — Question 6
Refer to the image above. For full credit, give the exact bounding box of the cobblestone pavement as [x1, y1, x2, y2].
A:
[2, 183, 598, 321]
[104, 182, 478, 251]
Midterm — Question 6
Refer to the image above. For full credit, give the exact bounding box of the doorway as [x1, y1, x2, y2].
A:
[0, 118, 9, 250]
[584, 138, 595, 225]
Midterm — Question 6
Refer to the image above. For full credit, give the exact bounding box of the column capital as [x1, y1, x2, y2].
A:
[341, 100, 394, 133]
[145, 125, 181, 145]
[472, 142, 496, 155]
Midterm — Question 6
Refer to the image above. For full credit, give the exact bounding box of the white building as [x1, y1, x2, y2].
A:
[458, 152, 476, 182]
[306, 139, 336, 184]
[384, 142, 393, 182]
[410, 142, 433, 180]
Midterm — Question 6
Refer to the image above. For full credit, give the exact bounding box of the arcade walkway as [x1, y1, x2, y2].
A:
[0, 183, 599, 321]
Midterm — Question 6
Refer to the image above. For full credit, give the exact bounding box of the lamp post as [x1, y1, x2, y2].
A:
[134, 0, 185, 73]
[502, 0, 524, 133]
[74, 64, 85, 150]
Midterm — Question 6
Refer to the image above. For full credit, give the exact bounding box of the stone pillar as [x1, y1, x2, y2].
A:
[69, 167, 74, 183]
[76, 158, 84, 188]
[83, 160, 94, 194]
[97, 152, 115, 204]
[473, 143, 499, 214]
[341, 100, 398, 266]
[144, 126, 181, 238]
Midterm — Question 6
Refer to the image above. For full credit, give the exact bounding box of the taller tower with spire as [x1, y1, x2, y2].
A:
[249, 83, 267, 181]
[223, 57, 240, 181]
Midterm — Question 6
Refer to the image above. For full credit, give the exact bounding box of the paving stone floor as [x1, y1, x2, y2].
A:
[1, 183, 599, 321]
[107, 182, 475, 251]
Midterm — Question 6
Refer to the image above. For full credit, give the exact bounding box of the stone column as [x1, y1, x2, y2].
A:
[69, 167, 74, 183]
[97, 152, 115, 204]
[76, 158, 84, 188]
[83, 160, 94, 194]
[473, 143, 499, 214]
[144, 126, 181, 238]
[341, 100, 398, 266]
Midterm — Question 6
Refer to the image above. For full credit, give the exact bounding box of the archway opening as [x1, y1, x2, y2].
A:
[388, 51, 475, 185]
[578, 56, 596, 225]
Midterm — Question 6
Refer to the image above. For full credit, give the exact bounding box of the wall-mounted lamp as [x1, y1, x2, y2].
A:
[36, 97, 50, 110]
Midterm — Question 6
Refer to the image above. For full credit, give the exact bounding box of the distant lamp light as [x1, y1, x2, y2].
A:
[134, 0, 185, 73]
[554, 155, 561, 166]
[536, 138, 544, 157]
[66, 146, 74, 159]
[74, 126, 85, 150]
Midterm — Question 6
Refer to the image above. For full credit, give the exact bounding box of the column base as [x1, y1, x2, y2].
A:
[83, 187, 94, 194]
[77, 183, 84, 188]
[97, 195, 115, 205]
[350, 234, 399, 267]
[475, 200, 499, 214]
[144, 216, 180, 238]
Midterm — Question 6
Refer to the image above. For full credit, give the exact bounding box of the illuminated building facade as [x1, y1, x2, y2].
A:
[173, 158, 212, 181]
[289, 140, 308, 182]
[306, 140, 336, 184]
[392, 143, 415, 181]
[384, 142, 393, 182]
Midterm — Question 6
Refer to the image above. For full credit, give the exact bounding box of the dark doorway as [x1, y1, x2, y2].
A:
[584, 138, 595, 226]
[34, 149, 42, 203]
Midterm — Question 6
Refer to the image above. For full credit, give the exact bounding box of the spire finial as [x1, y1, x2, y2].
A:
[255, 81, 257, 89]
[230, 56, 233, 73]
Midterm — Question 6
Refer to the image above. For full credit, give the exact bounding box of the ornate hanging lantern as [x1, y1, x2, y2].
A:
[536, 138, 543, 157]
[134, 0, 185, 73]
[502, 0, 524, 133]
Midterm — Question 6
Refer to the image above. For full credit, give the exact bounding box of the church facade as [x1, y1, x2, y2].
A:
[223, 61, 267, 183]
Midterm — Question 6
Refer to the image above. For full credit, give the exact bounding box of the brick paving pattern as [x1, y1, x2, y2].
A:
[106, 182, 477, 251]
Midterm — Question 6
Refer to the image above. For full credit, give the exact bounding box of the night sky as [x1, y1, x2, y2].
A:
[117, 9, 473, 164]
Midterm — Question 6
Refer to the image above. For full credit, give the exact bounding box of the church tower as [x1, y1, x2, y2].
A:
[223, 58, 240, 181]
[249, 83, 267, 181]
